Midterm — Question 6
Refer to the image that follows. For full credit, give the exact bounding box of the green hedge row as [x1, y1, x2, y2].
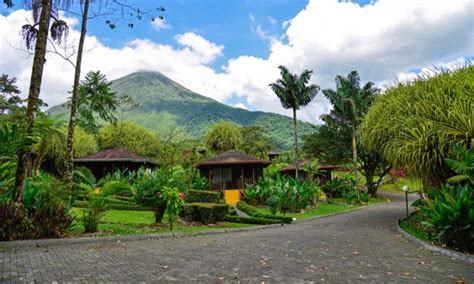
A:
[237, 201, 293, 223]
[186, 190, 222, 203]
[182, 202, 229, 224]
[223, 215, 282, 225]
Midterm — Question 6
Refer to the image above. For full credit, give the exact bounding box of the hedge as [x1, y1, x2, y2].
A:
[186, 190, 222, 203]
[182, 203, 229, 224]
[237, 201, 293, 223]
[223, 215, 282, 225]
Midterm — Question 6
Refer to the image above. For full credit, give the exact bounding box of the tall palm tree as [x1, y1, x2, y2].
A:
[270, 65, 320, 178]
[323, 71, 377, 200]
[14, 0, 69, 203]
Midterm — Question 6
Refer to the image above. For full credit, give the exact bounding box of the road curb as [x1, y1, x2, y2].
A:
[396, 218, 474, 264]
[0, 201, 385, 249]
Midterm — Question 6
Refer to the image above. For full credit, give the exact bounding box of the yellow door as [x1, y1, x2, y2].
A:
[224, 190, 241, 205]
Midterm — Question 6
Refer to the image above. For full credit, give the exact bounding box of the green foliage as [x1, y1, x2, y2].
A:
[159, 186, 185, 230]
[446, 144, 474, 184]
[181, 202, 229, 224]
[223, 215, 281, 225]
[0, 73, 22, 115]
[186, 190, 221, 203]
[361, 65, 474, 187]
[47, 71, 316, 150]
[82, 197, 107, 233]
[239, 125, 274, 158]
[244, 176, 319, 214]
[236, 201, 293, 223]
[0, 202, 30, 241]
[205, 120, 242, 153]
[101, 180, 132, 197]
[0, 162, 16, 200]
[73, 71, 119, 133]
[97, 121, 160, 158]
[420, 184, 473, 253]
[321, 176, 354, 199]
[192, 174, 210, 191]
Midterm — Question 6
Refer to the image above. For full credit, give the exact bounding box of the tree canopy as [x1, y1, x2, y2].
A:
[205, 120, 242, 154]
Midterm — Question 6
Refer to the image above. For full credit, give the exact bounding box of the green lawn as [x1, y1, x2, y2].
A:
[70, 208, 254, 237]
[252, 198, 381, 220]
[399, 212, 430, 242]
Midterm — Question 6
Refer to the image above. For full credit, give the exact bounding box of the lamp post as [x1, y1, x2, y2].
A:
[402, 185, 409, 227]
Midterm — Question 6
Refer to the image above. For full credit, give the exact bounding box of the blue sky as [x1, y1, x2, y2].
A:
[1, 0, 472, 124]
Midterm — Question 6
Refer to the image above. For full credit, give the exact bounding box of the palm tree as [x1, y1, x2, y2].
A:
[322, 71, 377, 200]
[269, 65, 320, 178]
[14, 0, 70, 203]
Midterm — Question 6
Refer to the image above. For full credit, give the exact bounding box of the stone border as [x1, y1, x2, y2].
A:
[0, 201, 385, 249]
[396, 218, 474, 264]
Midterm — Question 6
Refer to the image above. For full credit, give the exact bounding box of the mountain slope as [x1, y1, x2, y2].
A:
[47, 71, 317, 149]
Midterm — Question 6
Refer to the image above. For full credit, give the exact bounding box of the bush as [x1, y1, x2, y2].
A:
[420, 184, 473, 253]
[0, 202, 30, 241]
[182, 203, 229, 224]
[101, 180, 132, 197]
[237, 201, 293, 223]
[321, 177, 353, 198]
[31, 201, 75, 238]
[223, 215, 282, 225]
[82, 198, 107, 233]
[186, 190, 222, 203]
[159, 186, 185, 230]
[192, 174, 210, 191]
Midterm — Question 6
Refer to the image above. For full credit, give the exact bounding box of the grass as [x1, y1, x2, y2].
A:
[399, 212, 430, 242]
[251, 198, 381, 220]
[70, 208, 254, 237]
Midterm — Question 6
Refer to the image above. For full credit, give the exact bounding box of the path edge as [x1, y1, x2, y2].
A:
[396, 218, 474, 264]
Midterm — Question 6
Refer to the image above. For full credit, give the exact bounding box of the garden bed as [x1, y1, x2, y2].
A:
[70, 208, 254, 237]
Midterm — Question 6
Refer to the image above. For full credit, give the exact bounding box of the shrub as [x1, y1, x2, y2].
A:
[321, 177, 353, 198]
[82, 197, 107, 233]
[192, 174, 210, 191]
[223, 215, 282, 225]
[159, 186, 185, 230]
[420, 184, 473, 253]
[186, 190, 222, 203]
[236, 201, 292, 223]
[182, 203, 229, 224]
[0, 202, 30, 241]
[31, 201, 75, 238]
[101, 180, 132, 197]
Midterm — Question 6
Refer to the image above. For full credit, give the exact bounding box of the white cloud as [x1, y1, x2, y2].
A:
[0, 0, 472, 125]
[267, 16, 277, 25]
[151, 19, 172, 30]
[234, 103, 248, 110]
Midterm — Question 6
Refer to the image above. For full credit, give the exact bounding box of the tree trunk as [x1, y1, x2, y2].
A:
[65, 0, 90, 195]
[351, 123, 359, 201]
[293, 107, 299, 179]
[13, 0, 53, 203]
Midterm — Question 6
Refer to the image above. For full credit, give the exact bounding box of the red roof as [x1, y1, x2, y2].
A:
[281, 160, 340, 172]
[196, 150, 271, 167]
[74, 148, 159, 166]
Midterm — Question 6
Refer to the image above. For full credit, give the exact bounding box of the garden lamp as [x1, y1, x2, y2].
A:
[402, 185, 409, 227]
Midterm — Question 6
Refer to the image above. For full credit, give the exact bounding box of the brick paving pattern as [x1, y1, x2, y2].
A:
[1, 192, 473, 283]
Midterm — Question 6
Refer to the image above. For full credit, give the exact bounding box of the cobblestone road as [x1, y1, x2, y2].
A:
[1, 192, 473, 283]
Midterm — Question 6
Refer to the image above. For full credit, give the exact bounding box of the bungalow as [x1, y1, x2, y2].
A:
[196, 150, 271, 205]
[74, 148, 159, 180]
[281, 160, 340, 184]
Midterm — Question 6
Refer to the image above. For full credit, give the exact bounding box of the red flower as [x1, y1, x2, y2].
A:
[156, 192, 162, 198]
[179, 192, 186, 200]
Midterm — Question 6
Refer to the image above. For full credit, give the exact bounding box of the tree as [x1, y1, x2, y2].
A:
[72, 71, 119, 133]
[0, 74, 22, 115]
[269, 65, 320, 178]
[322, 71, 379, 199]
[64, 0, 165, 194]
[205, 120, 242, 154]
[13, 0, 70, 203]
[97, 122, 160, 158]
[239, 126, 274, 159]
[361, 65, 474, 188]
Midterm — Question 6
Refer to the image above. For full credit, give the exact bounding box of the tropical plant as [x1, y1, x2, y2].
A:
[0, 74, 22, 115]
[420, 184, 473, 253]
[239, 125, 274, 158]
[205, 120, 242, 153]
[322, 71, 380, 199]
[269, 66, 320, 178]
[159, 186, 185, 230]
[14, 0, 71, 202]
[445, 144, 474, 185]
[361, 65, 474, 188]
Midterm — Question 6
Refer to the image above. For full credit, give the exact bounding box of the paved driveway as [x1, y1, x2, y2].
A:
[1, 192, 473, 283]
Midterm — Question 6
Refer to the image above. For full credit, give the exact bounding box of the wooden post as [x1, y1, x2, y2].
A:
[241, 166, 244, 189]
[252, 167, 255, 184]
